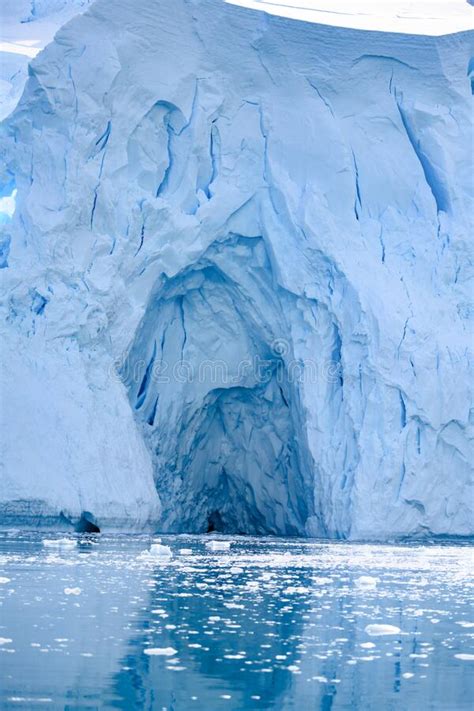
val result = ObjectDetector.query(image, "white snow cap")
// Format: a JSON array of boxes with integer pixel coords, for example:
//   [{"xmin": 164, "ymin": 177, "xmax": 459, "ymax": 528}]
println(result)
[{"xmin": 227, "ymin": 0, "xmax": 473, "ymax": 35}]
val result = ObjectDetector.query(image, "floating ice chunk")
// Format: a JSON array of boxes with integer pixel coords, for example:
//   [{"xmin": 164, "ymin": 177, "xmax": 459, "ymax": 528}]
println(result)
[
  {"xmin": 402, "ymin": 672, "xmax": 415, "ymax": 679},
  {"xmin": 355, "ymin": 576, "xmax": 378, "ymax": 589},
  {"xmin": 150, "ymin": 543, "xmax": 172, "ymax": 557},
  {"xmin": 144, "ymin": 647, "xmax": 177, "ymax": 656},
  {"xmin": 139, "ymin": 543, "xmax": 172, "ymax": 560},
  {"xmin": 64, "ymin": 587, "xmax": 81, "ymax": 595},
  {"xmin": 245, "ymin": 581, "xmax": 259, "ymax": 590},
  {"xmin": 42, "ymin": 538, "xmax": 76, "ymax": 548},
  {"xmin": 0, "ymin": 577, "xmax": 11, "ymax": 584},
  {"xmin": 205, "ymin": 540, "xmax": 231, "ymax": 551},
  {"xmin": 360, "ymin": 642, "xmax": 376, "ymax": 649},
  {"xmin": 230, "ymin": 566, "xmax": 244, "ymax": 574},
  {"xmin": 283, "ymin": 586, "xmax": 310, "ymax": 594},
  {"xmin": 0, "ymin": 638, "xmax": 12, "ymax": 645},
  {"xmin": 454, "ymin": 653, "xmax": 474, "ymax": 661},
  {"xmin": 179, "ymin": 548, "xmax": 193, "ymax": 555},
  {"xmin": 455, "ymin": 621, "xmax": 474, "ymax": 628},
  {"xmin": 365, "ymin": 624, "xmax": 401, "ymax": 636}
]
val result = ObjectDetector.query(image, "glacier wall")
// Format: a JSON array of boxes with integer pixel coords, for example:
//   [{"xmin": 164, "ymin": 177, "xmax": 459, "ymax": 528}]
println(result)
[{"xmin": 0, "ymin": 0, "xmax": 472, "ymax": 537}]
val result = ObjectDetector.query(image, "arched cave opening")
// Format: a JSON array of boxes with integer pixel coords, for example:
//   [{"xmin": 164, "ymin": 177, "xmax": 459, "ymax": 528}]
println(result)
[{"xmin": 123, "ymin": 233, "xmax": 319, "ymax": 536}]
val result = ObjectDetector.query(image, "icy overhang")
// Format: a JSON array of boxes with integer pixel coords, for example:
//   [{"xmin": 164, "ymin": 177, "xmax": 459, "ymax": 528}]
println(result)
[{"xmin": 226, "ymin": 0, "xmax": 473, "ymax": 35}]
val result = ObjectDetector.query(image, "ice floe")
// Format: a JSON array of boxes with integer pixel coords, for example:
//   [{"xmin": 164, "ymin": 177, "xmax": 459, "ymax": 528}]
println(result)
[{"xmin": 365, "ymin": 624, "xmax": 401, "ymax": 636}]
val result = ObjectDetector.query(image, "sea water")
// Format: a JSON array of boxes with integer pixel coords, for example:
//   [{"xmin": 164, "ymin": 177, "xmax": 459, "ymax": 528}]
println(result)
[{"xmin": 0, "ymin": 532, "xmax": 472, "ymax": 710}]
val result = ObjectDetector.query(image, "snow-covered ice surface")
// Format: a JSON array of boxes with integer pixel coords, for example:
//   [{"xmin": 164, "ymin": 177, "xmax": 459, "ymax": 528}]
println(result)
[
  {"xmin": 0, "ymin": 532, "xmax": 473, "ymax": 709},
  {"xmin": 0, "ymin": 0, "xmax": 94, "ymax": 120},
  {"xmin": 228, "ymin": 0, "xmax": 473, "ymax": 35},
  {"xmin": 0, "ymin": 0, "xmax": 473, "ymax": 537}
]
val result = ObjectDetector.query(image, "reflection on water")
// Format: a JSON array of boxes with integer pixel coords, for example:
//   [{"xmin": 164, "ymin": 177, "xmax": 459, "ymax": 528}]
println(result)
[{"xmin": 0, "ymin": 532, "xmax": 473, "ymax": 710}]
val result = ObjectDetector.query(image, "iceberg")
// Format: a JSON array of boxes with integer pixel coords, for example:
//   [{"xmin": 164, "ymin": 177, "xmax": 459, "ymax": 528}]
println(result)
[{"xmin": 0, "ymin": 0, "xmax": 472, "ymax": 539}]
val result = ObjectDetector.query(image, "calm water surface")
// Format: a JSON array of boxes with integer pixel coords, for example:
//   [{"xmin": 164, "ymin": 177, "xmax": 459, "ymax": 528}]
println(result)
[{"xmin": 0, "ymin": 532, "xmax": 473, "ymax": 710}]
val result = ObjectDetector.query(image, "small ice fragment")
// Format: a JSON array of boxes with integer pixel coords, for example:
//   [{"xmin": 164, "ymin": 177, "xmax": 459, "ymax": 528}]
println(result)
[
  {"xmin": 360, "ymin": 642, "xmax": 376, "ymax": 649},
  {"xmin": 454, "ymin": 653, "xmax": 474, "ymax": 661},
  {"xmin": 283, "ymin": 586, "xmax": 309, "ymax": 595},
  {"xmin": 246, "ymin": 580, "xmax": 259, "ymax": 588},
  {"xmin": 144, "ymin": 647, "xmax": 177, "ymax": 656},
  {"xmin": 64, "ymin": 587, "xmax": 81, "ymax": 596},
  {"xmin": 0, "ymin": 638, "xmax": 12, "ymax": 645},
  {"xmin": 179, "ymin": 549, "xmax": 193, "ymax": 555},
  {"xmin": 140, "ymin": 543, "xmax": 172, "ymax": 559},
  {"xmin": 230, "ymin": 566, "xmax": 243, "ymax": 574},
  {"xmin": 150, "ymin": 543, "xmax": 172, "ymax": 557},
  {"xmin": 455, "ymin": 622, "xmax": 474, "ymax": 628},
  {"xmin": 42, "ymin": 538, "xmax": 75, "ymax": 548},
  {"xmin": 355, "ymin": 576, "xmax": 378, "ymax": 589},
  {"xmin": 205, "ymin": 540, "xmax": 231, "ymax": 551},
  {"xmin": 365, "ymin": 624, "xmax": 401, "ymax": 636},
  {"xmin": 0, "ymin": 577, "xmax": 11, "ymax": 584},
  {"xmin": 402, "ymin": 672, "xmax": 414, "ymax": 679}
]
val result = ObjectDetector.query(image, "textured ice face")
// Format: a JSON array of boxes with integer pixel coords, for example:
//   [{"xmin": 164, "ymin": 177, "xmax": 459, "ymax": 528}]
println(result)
[
  {"xmin": 0, "ymin": 0, "xmax": 94, "ymax": 120},
  {"xmin": 0, "ymin": 0, "xmax": 472, "ymax": 537}
]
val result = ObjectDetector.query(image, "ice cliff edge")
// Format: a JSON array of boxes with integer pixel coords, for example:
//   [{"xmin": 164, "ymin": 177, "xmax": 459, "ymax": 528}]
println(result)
[{"xmin": 0, "ymin": 0, "xmax": 472, "ymax": 537}]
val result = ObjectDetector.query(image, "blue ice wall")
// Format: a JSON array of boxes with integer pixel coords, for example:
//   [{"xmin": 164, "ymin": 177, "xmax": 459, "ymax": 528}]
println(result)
[{"xmin": 0, "ymin": 0, "xmax": 472, "ymax": 536}]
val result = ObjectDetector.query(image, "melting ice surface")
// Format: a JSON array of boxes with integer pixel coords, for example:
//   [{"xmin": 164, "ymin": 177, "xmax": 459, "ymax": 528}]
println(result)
[{"xmin": 0, "ymin": 532, "xmax": 473, "ymax": 710}]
